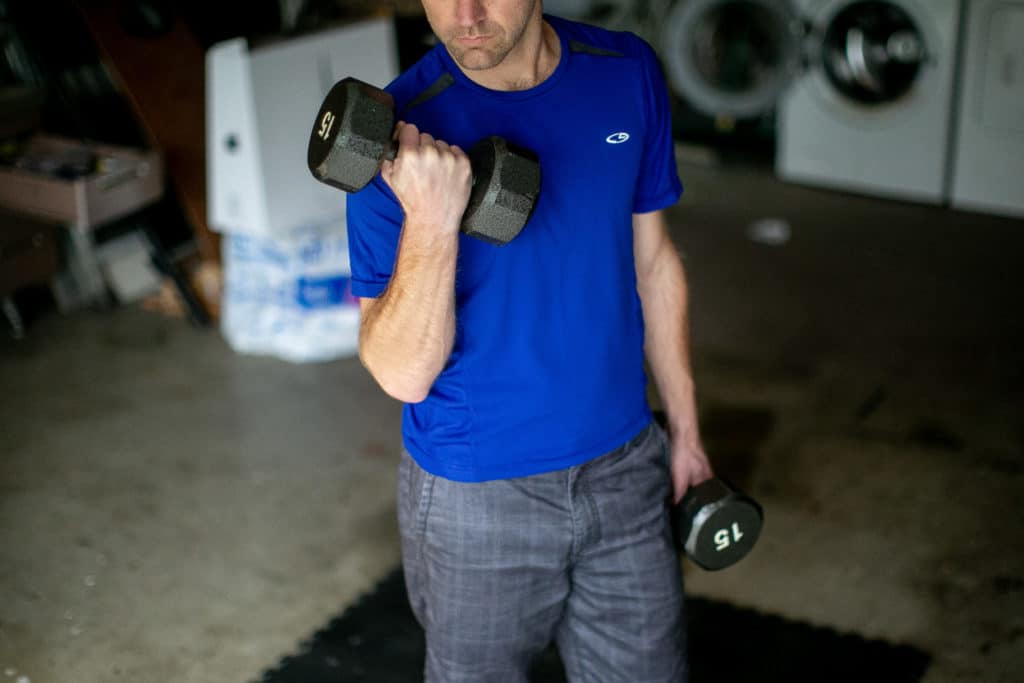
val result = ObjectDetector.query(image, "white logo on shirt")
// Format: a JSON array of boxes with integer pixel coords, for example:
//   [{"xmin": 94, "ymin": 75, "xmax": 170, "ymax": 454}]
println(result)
[{"xmin": 606, "ymin": 132, "xmax": 630, "ymax": 144}]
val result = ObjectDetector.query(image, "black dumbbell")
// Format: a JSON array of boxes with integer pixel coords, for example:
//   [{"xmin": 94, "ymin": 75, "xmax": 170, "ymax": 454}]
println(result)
[
  {"xmin": 673, "ymin": 477, "xmax": 763, "ymax": 571},
  {"xmin": 307, "ymin": 77, "xmax": 541, "ymax": 246}
]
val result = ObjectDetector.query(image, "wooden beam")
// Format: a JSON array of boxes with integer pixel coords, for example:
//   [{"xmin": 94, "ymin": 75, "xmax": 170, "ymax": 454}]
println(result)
[{"xmin": 75, "ymin": 1, "xmax": 220, "ymax": 262}]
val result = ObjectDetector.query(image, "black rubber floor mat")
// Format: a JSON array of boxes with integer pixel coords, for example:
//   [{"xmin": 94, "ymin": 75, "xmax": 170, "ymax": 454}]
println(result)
[{"xmin": 253, "ymin": 568, "xmax": 930, "ymax": 682}]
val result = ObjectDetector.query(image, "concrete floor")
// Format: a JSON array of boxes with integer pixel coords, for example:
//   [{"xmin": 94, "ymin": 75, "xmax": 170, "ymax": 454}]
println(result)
[{"xmin": 1, "ymin": 160, "xmax": 1022, "ymax": 682}]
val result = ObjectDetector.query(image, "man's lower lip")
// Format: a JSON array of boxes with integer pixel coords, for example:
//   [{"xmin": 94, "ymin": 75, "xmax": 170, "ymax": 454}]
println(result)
[{"xmin": 458, "ymin": 36, "xmax": 490, "ymax": 44}]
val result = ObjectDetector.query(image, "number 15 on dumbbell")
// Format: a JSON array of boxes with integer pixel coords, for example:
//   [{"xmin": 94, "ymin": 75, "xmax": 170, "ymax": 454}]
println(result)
[{"xmin": 674, "ymin": 478, "xmax": 764, "ymax": 571}]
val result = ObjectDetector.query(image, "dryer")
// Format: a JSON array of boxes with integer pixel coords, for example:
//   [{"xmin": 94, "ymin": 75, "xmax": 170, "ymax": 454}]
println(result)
[
  {"xmin": 660, "ymin": 0, "xmax": 962, "ymax": 204},
  {"xmin": 949, "ymin": 0, "xmax": 1024, "ymax": 218}
]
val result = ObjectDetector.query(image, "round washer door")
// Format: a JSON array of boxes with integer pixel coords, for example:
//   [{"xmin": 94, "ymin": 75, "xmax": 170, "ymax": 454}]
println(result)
[
  {"xmin": 815, "ymin": 0, "xmax": 929, "ymax": 105},
  {"xmin": 661, "ymin": 0, "xmax": 803, "ymax": 119}
]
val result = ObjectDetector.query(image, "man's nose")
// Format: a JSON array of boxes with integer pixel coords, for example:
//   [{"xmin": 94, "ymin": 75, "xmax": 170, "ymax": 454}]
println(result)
[{"xmin": 454, "ymin": 0, "xmax": 486, "ymax": 27}]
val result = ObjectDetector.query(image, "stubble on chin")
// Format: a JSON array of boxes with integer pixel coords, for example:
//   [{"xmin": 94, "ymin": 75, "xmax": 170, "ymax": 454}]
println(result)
[
  {"xmin": 443, "ymin": 27, "xmax": 511, "ymax": 71},
  {"xmin": 447, "ymin": 46, "xmax": 501, "ymax": 70}
]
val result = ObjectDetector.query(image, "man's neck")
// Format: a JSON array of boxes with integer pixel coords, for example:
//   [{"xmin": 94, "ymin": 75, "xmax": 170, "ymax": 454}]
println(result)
[{"xmin": 457, "ymin": 17, "xmax": 561, "ymax": 92}]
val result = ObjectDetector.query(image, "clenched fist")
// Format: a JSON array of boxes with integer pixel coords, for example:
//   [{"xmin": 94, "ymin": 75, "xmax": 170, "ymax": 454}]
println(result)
[{"xmin": 381, "ymin": 121, "xmax": 473, "ymax": 238}]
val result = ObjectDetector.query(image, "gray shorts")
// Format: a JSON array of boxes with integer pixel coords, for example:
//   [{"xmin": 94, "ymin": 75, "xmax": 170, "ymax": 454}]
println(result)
[{"xmin": 397, "ymin": 422, "xmax": 687, "ymax": 682}]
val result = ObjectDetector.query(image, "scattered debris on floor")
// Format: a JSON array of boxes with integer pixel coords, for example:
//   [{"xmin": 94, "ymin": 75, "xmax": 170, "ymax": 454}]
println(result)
[{"xmin": 747, "ymin": 218, "xmax": 792, "ymax": 245}]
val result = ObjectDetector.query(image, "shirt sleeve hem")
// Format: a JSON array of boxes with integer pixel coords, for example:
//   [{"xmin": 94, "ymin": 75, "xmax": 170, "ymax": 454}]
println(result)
[
  {"xmin": 350, "ymin": 278, "xmax": 388, "ymax": 298},
  {"xmin": 632, "ymin": 180, "xmax": 684, "ymax": 215}
]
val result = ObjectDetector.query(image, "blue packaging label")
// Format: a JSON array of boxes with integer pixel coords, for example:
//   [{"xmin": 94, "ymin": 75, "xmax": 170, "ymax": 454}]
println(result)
[{"xmin": 295, "ymin": 276, "xmax": 358, "ymax": 309}]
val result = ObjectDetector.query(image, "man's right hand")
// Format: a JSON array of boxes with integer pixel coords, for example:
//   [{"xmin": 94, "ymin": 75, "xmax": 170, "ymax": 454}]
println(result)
[{"xmin": 380, "ymin": 121, "xmax": 473, "ymax": 238}]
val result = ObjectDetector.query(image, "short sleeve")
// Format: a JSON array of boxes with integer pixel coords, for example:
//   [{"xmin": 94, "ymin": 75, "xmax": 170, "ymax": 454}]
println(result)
[
  {"xmin": 346, "ymin": 175, "xmax": 403, "ymax": 298},
  {"xmin": 632, "ymin": 40, "xmax": 683, "ymax": 214}
]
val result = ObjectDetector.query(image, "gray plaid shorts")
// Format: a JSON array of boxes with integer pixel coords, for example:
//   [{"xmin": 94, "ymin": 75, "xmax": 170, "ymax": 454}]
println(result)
[{"xmin": 398, "ymin": 422, "xmax": 687, "ymax": 682}]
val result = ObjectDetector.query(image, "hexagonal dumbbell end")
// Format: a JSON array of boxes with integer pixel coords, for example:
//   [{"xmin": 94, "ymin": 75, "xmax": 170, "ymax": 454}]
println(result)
[
  {"xmin": 463, "ymin": 136, "xmax": 541, "ymax": 246},
  {"xmin": 308, "ymin": 77, "xmax": 396, "ymax": 193},
  {"xmin": 674, "ymin": 477, "xmax": 763, "ymax": 571}
]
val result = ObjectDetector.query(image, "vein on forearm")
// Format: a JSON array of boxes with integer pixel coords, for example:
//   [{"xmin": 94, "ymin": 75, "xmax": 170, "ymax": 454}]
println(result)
[
  {"xmin": 359, "ymin": 221, "xmax": 458, "ymax": 400},
  {"xmin": 636, "ymin": 227, "xmax": 698, "ymax": 436}
]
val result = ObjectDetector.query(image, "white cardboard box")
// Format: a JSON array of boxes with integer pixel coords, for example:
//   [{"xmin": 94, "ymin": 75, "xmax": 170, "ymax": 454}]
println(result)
[{"xmin": 205, "ymin": 18, "xmax": 399, "ymax": 238}]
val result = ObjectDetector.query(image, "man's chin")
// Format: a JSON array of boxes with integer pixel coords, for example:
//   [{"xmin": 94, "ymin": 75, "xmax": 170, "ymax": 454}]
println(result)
[{"xmin": 447, "ymin": 44, "xmax": 506, "ymax": 71}]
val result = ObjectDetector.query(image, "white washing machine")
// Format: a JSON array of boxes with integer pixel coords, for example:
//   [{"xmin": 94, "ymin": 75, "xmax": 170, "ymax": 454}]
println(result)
[
  {"xmin": 949, "ymin": 0, "xmax": 1024, "ymax": 218},
  {"xmin": 544, "ymin": 0, "xmax": 655, "ymax": 34},
  {"xmin": 660, "ymin": 0, "xmax": 962, "ymax": 204}
]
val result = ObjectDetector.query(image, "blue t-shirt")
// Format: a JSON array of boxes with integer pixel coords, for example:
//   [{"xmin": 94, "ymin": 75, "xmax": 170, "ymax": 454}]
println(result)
[{"xmin": 346, "ymin": 15, "xmax": 682, "ymax": 482}]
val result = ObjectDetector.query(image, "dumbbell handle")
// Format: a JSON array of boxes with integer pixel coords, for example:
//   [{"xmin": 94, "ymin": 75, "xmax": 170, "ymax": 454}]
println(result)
[
  {"xmin": 310, "ymin": 77, "xmax": 541, "ymax": 245},
  {"xmin": 379, "ymin": 137, "xmax": 467, "ymax": 178},
  {"xmin": 313, "ymin": 104, "xmax": 466, "ymax": 181}
]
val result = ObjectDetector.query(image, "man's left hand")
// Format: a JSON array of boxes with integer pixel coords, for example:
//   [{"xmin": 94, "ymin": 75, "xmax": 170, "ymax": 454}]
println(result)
[{"xmin": 669, "ymin": 434, "xmax": 713, "ymax": 504}]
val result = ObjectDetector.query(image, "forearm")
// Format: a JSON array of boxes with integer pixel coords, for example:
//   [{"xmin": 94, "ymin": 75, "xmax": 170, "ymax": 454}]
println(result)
[
  {"xmin": 359, "ymin": 121, "xmax": 471, "ymax": 403},
  {"xmin": 634, "ymin": 211, "xmax": 713, "ymax": 498},
  {"xmin": 636, "ymin": 233, "xmax": 702, "ymax": 445},
  {"xmin": 359, "ymin": 220, "xmax": 458, "ymax": 403}
]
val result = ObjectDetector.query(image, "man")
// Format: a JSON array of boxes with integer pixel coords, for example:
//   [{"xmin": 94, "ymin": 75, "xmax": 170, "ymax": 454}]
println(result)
[{"xmin": 346, "ymin": 1, "xmax": 712, "ymax": 680}]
